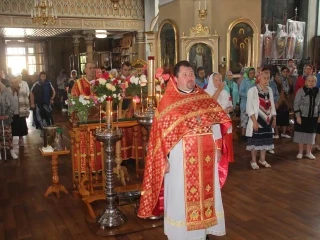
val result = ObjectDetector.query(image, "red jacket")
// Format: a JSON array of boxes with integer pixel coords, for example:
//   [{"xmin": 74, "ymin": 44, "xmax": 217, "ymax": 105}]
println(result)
[{"xmin": 294, "ymin": 75, "xmax": 305, "ymax": 95}]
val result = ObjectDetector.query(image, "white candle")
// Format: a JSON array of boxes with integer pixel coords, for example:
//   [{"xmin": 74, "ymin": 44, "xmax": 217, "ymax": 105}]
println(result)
[
  {"xmin": 117, "ymin": 105, "xmax": 119, "ymax": 124},
  {"xmin": 199, "ymin": 1, "xmax": 200, "ymax": 10},
  {"xmin": 205, "ymin": 0, "xmax": 207, "ymax": 10}
]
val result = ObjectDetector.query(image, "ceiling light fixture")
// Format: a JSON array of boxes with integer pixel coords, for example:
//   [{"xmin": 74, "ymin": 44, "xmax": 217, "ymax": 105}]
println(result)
[
  {"xmin": 95, "ymin": 30, "xmax": 108, "ymax": 39},
  {"xmin": 31, "ymin": 0, "xmax": 57, "ymax": 26}
]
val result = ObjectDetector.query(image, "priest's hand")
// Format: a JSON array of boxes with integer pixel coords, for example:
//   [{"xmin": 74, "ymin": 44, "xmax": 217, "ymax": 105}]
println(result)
[
  {"xmin": 165, "ymin": 159, "xmax": 170, "ymax": 173},
  {"xmin": 216, "ymin": 149, "xmax": 221, "ymax": 162}
]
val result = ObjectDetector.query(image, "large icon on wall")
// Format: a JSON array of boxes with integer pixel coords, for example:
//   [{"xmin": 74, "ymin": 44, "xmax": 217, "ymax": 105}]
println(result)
[
  {"xmin": 227, "ymin": 18, "xmax": 259, "ymax": 75},
  {"xmin": 188, "ymin": 43, "xmax": 213, "ymax": 76},
  {"xmin": 230, "ymin": 24, "xmax": 253, "ymax": 74},
  {"xmin": 158, "ymin": 20, "xmax": 178, "ymax": 75}
]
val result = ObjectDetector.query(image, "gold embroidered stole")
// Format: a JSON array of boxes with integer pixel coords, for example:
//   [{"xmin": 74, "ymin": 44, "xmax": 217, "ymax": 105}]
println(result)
[{"xmin": 183, "ymin": 126, "xmax": 216, "ymax": 231}]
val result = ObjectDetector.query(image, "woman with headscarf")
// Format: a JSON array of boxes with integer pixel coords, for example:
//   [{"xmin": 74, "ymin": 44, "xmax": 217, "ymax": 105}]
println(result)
[
  {"xmin": 206, "ymin": 73, "xmax": 234, "ymax": 163},
  {"xmin": 239, "ymin": 67, "xmax": 256, "ymax": 139},
  {"xmin": 9, "ymin": 77, "xmax": 29, "ymax": 147},
  {"xmin": 223, "ymin": 71, "xmax": 239, "ymax": 113},
  {"xmin": 246, "ymin": 72, "xmax": 276, "ymax": 169},
  {"xmin": 109, "ymin": 69, "xmax": 118, "ymax": 79},
  {"xmin": 0, "ymin": 81, "xmax": 17, "ymax": 159},
  {"xmin": 30, "ymin": 71, "xmax": 55, "ymax": 136},
  {"xmin": 294, "ymin": 64, "xmax": 314, "ymax": 95},
  {"xmin": 293, "ymin": 75, "xmax": 320, "ymax": 159}
]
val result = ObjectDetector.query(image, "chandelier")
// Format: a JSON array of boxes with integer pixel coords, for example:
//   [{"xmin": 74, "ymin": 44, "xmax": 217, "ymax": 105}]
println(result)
[{"xmin": 31, "ymin": 0, "xmax": 57, "ymax": 26}]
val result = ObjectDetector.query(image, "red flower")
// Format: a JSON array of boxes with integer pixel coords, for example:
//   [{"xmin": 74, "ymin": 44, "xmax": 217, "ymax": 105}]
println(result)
[
  {"xmin": 155, "ymin": 68, "xmax": 164, "ymax": 78},
  {"xmin": 94, "ymin": 80, "xmax": 99, "ymax": 86},
  {"xmin": 162, "ymin": 74, "xmax": 170, "ymax": 81},
  {"xmin": 113, "ymin": 79, "xmax": 118, "ymax": 85}
]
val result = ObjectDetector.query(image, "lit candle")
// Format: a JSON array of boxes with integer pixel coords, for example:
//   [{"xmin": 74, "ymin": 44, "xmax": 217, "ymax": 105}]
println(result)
[
  {"xmin": 133, "ymin": 98, "xmax": 136, "ymax": 113},
  {"xmin": 140, "ymin": 87, "xmax": 143, "ymax": 113},
  {"xmin": 99, "ymin": 105, "xmax": 101, "ymax": 130},
  {"xmin": 147, "ymin": 56, "xmax": 155, "ymax": 98},
  {"xmin": 117, "ymin": 105, "xmax": 119, "ymax": 127},
  {"xmin": 111, "ymin": 111, "xmax": 113, "ymax": 129},
  {"xmin": 156, "ymin": 94, "xmax": 160, "ymax": 107},
  {"xmin": 199, "ymin": 1, "xmax": 200, "ymax": 10}
]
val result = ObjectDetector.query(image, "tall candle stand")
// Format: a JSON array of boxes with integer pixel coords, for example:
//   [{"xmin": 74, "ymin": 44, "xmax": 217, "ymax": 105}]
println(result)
[
  {"xmin": 134, "ymin": 56, "xmax": 156, "ymax": 137},
  {"xmin": 95, "ymin": 97, "xmax": 125, "ymax": 229},
  {"xmin": 134, "ymin": 56, "xmax": 162, "ymax": 220}
]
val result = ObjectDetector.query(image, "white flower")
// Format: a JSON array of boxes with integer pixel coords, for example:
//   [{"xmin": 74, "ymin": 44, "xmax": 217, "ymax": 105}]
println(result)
[
  {"xmin": 111, "ymin": 86, "xmax": 116, "ymax": 92},
  {"xmin": 113, "ymin": 94, "xmax": 117, "ymax": 98},
  {"xmin": 106, "ymin": 83, "xmax": 112, "ymax": 90},
  {"xmin": 140, "ymin": 75, "xmax": 147, "ymax": 82},
  {"xmin": 140, "ymin": 78, "xmax": 147, "ymax": 87},
  {"xmin": 130, "ymin": 76, "xmax": 136, "ymax": 84},
  {"xmin": 156, "ymin": 85, "xmax": 161, "ymax": 92},
  {"xmin": 71, "ymin": 101, "xmax": 75, "ymax": 105},
  {"xmin": 117, "ymin": 80, "xmax": 122, "ymax": 84},
  {"xmin": 118, "ymin": 95, "xmax": 122, "ymax": 100},
  {"xmin": 98, "ymin": 78, "xmax": 106, "ymax": 85}
]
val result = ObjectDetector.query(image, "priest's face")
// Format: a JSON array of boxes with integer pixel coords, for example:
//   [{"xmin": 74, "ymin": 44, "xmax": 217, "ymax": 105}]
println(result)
[{"xmin": 175, "ymin": 66, "xmax": 195, "ymax": 91}]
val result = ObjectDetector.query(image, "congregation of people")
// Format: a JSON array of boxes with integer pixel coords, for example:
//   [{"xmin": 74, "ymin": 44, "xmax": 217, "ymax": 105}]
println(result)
[{"xmin": 195, "ymin": 59, "xmax": 320, "ymax": 169}]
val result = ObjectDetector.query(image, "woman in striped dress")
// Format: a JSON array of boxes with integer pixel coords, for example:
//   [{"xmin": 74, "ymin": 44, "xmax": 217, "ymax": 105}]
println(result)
[{"xmin": 246, "ymin": 73, "xmax": 277, "ymax": 169}]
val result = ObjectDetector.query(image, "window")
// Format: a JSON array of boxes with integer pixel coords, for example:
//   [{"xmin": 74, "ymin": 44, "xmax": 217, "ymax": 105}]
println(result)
[{"xmin": 5, "ymin": 42, "xmax": 45, "ymax": 76}]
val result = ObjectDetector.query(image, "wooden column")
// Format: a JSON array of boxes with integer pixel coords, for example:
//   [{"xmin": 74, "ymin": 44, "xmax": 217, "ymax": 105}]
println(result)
[{"xmin": 83, "ymin": 31, "xmax": 95, "ymax": 63}]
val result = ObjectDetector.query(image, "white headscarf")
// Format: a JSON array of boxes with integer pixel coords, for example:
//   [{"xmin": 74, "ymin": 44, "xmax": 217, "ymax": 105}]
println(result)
[
  {"xmin": 205, "ymin": 73, "xmax": 232, "ymax": 110},
  {"xmin": 205, "ymin": 73, "xmax": 219, "ymax": 97}
]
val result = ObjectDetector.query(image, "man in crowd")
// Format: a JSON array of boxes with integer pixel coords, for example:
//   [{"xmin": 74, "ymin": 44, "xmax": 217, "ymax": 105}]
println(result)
[
  {"xmin": 195, "ymin": 66, "xmax": 208, "ymax": 89},
  {"xmin": 30, "ymin": 71, "xmax": 55, "ymax": 136},
  {"xmin": 120, "ymin": 61, "xmax": 131, "ymax": 80},
  {"xmin": 138, "ymin": 61, "xmax": 231, "ymax": 240},
  {"xmin": 70, "ymin": 62, "xmax": 102, "ymax": 174}
]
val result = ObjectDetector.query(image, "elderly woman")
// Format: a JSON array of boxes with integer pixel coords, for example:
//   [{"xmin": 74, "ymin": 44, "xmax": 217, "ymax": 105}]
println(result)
[
  {"xmin": 239, "ymin": 67, "xmax": 256, "ymax": 139},
  {"xmin": 246, "ymin": 73, "xmax": 276, "ymax": 169},
  {"xmin": 109, "ymin": 69, "xmax": 118, "ymax": 78},
  {"xmin": 223, "ymin": 71, "xmax": 239, "ymax": 113},
  {"xmin": 293, "ymin": 75, "xmax": 320, "ymax": 159},
  {"xmin": 0, "ymin": 82, "xmax": 17, "ymax": 159},
  {"xmin": 206, "ymin": 73, "xmax": 234, "ymax": 162},
  {"xmin": 9, "ymin": 77, "xmax": 30, "ymax": 147}
]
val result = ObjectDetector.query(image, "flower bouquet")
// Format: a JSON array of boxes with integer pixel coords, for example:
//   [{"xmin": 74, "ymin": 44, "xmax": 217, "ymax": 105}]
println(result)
[
  {"xmin": 67, "ymin": 95, "xmax": 96, "ymax": 123},
  {"xmin": 125, "ymin": 74, "xmax": 148, "ymax": 97},
  {"xmin": 91, "ymin": 78, "xmax": 123, "ymax": 104}
]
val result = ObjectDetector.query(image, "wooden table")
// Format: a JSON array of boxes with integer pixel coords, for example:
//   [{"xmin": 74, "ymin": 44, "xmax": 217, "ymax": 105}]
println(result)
[{"xmin": 39, "ymin": 148, "xmax": 70, "ymax": 198}]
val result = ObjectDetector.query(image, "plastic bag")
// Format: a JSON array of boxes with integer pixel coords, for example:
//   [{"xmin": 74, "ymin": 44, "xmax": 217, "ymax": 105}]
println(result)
[
  {"xmin": 274, "ymin": 24, "xmax": 287, "ymax": 59},
  {"xmin": 286, "ymin": 20, "xmax": 297, "ymax": 59},
  {"xmin": 294, "ymin": 21, "xmax": 305, "ymax": 60},
  {"xmin": 263, "ymin": 24, "xmax": 273, "ymax": 58}
]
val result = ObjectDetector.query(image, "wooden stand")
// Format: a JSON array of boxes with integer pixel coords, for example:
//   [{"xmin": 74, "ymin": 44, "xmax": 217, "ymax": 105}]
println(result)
[{"xmin": 39, "ymin": 148, "xmax": 70, "ymax": 198}]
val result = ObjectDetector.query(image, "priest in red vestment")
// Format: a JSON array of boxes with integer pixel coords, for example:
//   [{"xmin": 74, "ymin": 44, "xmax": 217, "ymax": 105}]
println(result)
[
  {"xmin": 138, "ymin": 61, "xmax": 231, "ymax": 240},
  {"xmin": 71, "ymin": 62, "xmax": 102, "ymax": 172}
]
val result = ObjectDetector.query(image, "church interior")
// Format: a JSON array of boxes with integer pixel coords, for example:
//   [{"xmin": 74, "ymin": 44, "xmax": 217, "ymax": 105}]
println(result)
[{"xmin": 1, "ymin": 0, "xmax": 320, "ymax": 239}]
